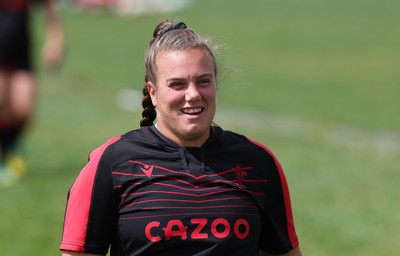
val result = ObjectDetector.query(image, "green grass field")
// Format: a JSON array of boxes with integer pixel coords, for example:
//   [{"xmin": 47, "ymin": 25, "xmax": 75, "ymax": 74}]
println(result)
[{"xmin": 1, "ymin": 0, "xmax": 399, "ymax": 255}]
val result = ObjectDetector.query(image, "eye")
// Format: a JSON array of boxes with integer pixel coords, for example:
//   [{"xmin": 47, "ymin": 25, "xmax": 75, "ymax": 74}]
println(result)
[
  {"xmin": 169, "ymin": 81, "xmax": 186, "ymax": 89},
  {"xmin": 197, "ymin": 78, "xmax": 211, "ymax": 87}
]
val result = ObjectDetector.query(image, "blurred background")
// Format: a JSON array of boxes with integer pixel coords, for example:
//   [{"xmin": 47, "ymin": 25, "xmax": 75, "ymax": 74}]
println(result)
[{"xmin": 0, "ymin": 0, "xmax": 399, "ymax": 255}]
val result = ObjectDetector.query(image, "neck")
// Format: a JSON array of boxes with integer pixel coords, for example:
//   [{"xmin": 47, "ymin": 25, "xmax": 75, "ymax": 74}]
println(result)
[{"xmin": 155, "ymin": 124, "xmax": 210, "ymax": 147}]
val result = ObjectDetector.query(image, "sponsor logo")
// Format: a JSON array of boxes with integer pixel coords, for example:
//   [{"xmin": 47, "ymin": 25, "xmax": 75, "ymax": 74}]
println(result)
[{"xmin": 145, "ymin": 218, "xmax": 250, "ymax": 242}]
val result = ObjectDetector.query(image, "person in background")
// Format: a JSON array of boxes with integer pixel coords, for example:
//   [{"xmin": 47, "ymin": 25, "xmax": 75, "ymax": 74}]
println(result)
[
  {"xmin": 0, "ymin": 0, "xmax": 64, "ymax": 186},
  {"xmin": 59, "ymin": 20, "xmax": 302, "ymax": 256}
]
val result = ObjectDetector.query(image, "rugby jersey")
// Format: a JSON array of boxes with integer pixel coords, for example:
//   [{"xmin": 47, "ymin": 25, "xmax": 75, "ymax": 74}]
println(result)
[{"xmin": 60, "ymin": 125, "xmax": 299, "ymax": 255}]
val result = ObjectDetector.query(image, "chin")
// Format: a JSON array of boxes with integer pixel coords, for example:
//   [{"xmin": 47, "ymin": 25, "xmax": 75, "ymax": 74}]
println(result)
[{"xmin": 184, "ymin": 128, "xmax": 203, "ymax": 137}]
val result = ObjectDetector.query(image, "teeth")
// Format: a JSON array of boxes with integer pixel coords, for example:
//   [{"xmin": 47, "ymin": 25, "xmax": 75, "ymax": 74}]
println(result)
[{"xmin": 183, "ymin": 108, "xmax": 202, "ymax": 114}]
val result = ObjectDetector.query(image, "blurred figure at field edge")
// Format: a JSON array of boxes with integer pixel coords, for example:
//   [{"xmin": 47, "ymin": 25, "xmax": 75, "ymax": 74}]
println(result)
[
  {"xmin": 0, "ymin": 0, "xmax": 65, "ymax": 186},
  {"xmin": 59, "ymin": 20, "xmax": 301, "ymax": 256}
]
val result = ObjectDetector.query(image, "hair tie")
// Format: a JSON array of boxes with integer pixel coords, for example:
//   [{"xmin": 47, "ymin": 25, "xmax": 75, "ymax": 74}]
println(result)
[{"xmin": 157, "ymin": 22, "xmax": 187, "ymax": 37}]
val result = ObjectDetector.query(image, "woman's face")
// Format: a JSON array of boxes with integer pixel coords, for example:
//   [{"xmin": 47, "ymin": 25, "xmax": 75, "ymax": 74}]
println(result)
[{"xmin": 147, "ymin": 48, "xmax": 217, "ymax": 147}]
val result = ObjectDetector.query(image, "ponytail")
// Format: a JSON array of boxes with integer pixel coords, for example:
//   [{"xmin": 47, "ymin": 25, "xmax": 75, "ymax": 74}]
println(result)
[{"xmin": 140, "ymin": 85, "xmax": 156, "ymax": 127}]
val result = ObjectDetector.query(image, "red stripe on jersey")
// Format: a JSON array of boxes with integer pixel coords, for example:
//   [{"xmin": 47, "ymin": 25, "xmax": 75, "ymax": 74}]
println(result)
[
  {"xmin": 245, "ymin": 137, "xmax": 299, "ymax": 248},
  {"xmin": 60, "ymin": 136, "xmax": 121, "ymax": 252}
]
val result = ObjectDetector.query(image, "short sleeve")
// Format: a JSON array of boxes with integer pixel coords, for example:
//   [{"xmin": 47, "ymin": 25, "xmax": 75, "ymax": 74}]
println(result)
[
  {"xmin": 246, "ymin": 137, "xmax": 299, "ymax": 254},
  {"xmin": 60, "ymin": 137, "xmax": 121, "ymax": 254}
]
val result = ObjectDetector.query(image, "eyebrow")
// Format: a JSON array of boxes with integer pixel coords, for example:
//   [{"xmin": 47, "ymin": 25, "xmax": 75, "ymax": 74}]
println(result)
[{"xmin": 166, "ymin": 73, "xmax": 213, "ymax": 82}]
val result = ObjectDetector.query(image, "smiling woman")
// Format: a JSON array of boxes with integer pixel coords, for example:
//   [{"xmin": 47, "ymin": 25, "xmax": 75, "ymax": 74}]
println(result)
[
  {"xmin": 147, "ymin": 49, "xmax": 217, "ymax": 147},
  {"xmin": 59, "ymin": 19, "xmax": 302, "ymax": 256}
]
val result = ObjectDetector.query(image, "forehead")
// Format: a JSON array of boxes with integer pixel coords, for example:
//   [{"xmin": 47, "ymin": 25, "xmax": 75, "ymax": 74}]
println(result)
[{"xmin": 155, "ymin": 49, "xmax": 215, "ymax": 77}]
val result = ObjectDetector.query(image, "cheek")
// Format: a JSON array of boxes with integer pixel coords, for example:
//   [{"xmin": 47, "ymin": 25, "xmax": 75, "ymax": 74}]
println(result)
[
  {"xmin": 203, "ymin": 87, "xmax": 217, "ymax": 102},
  {"xmin": 157, "ymin": 91, "xmax": 182, "ymax": 111}
]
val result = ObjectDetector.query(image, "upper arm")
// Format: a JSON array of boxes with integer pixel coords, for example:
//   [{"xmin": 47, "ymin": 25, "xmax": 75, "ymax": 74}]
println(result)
[
  {"xmin": 245, "ymin": 137, "xmax": 300, "ymax": 253},
  {"xmin": 60, "ymin": 138, "xmax": 120, "ymax": 254}
]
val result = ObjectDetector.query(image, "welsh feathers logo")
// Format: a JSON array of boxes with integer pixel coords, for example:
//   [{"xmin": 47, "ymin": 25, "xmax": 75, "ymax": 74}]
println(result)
[{"xmin": 231, "ymin": 166, "xmax": 249, "ymax": 188}]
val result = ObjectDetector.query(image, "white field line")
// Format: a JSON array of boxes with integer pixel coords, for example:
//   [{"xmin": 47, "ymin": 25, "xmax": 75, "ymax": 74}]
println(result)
[{"xmin": 215, "ymin": 107, "xmax": 400, "ymax": 159}]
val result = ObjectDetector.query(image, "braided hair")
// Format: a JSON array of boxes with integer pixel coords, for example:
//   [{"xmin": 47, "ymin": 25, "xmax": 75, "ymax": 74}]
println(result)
[{"xmin": 140, "ymin": 20, "xmax": 217, "ymax": 127}]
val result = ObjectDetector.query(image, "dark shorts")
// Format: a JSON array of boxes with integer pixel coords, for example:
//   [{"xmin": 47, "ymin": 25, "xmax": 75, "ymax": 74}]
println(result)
[{"xmin": 0, "ymin": 10, "xmax": 32, "ymax": 71}]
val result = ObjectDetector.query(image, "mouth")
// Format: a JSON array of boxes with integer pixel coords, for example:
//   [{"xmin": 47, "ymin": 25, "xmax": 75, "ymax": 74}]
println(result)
[{"xmin": 181, "ymin": 107, "xmax": 203, "ymax": 115}]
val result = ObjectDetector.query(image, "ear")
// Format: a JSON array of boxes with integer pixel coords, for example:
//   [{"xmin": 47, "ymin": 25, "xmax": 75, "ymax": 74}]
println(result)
[{"xmin": 147, "ymin": 81, "xmax": 157, "ymax": 107}]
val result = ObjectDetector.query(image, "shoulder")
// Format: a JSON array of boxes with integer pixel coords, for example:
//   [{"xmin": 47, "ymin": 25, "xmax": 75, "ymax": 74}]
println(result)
[
  {"xmin": 88, "ymin": 128, "xmax": 152, "ymax": 163},
  {"xmin": 217, "ymin": 127, "xmax": 275, "ymax": 154},
  {"xmin": 213, "ymin": 126, "xmax": 248, "ymax": 144},
  {"xmin": 214, "ymin": 126, "xmax": 281, "ymax": 164}
]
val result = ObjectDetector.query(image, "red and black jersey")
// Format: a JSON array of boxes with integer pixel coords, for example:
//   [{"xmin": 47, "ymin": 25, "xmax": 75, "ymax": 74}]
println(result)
[{"xmin": 60, "ymin": 125, "xmax": 299, "ymax": 255}]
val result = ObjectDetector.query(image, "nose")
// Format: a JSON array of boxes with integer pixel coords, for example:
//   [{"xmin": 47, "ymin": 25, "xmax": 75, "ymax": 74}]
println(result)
[{"xmin": 185, "ymin": 83, "xmax": 201, "ymax": 102}]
